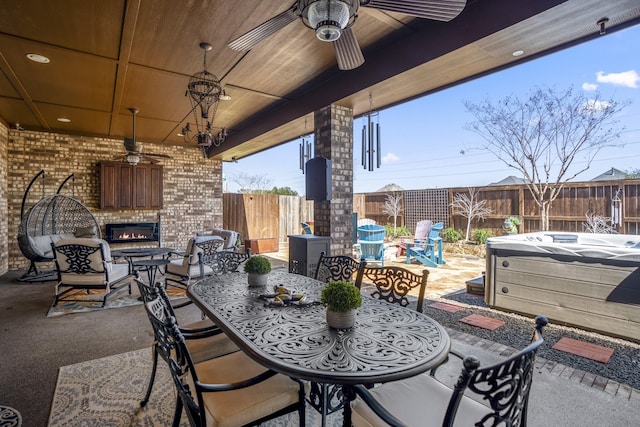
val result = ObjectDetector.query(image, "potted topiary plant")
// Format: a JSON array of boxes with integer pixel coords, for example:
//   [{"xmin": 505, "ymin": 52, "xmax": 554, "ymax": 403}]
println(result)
[
  {"xmin": 321, "ymin": 280, "xmax": 362, "ymax": 329},
  {"xmin": 243, "ymin": 255, "xmax": 272, "ymax": 287}
]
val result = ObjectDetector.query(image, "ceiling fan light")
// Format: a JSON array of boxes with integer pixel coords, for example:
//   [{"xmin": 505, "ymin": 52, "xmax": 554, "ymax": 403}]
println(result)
[
  {"xmin": 126, "ymin": 154, "xmax": 140, "ymax": 165},
  {"xmin": 308, "ymin": 0, "xmax": 350, "ymax": 42}
]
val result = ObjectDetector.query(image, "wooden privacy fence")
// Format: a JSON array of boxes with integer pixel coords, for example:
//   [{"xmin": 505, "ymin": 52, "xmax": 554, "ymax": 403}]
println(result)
[
  {"xmin": 223, "ymin": 193, "xmax": 313, "ymax": 246},
  {"xmin": 223, "ymin": 179, "xmax": 640, "ymax": 248},
  {"xmin": 355, "ymin": 179, "xmax": 640, "ymax": 236}
]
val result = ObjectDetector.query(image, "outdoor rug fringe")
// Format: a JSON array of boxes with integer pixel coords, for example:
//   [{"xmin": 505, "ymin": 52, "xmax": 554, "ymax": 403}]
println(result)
[{"xmin": 46, "ymin": 286, "xmax": 187, "ymax": 317}]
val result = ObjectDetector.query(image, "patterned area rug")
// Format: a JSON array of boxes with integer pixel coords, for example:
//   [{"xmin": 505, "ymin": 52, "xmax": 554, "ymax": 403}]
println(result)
[
  {"xmin": 0, "ymin": 405, "xmax": 22, "ymax": 426},
  {"xmin": 46, "ymin": 285, "xmax": 187, "ymax": 317},
  {"xmin": 49, "ymin": 348, "xmax": 341, "ymax": 426}
]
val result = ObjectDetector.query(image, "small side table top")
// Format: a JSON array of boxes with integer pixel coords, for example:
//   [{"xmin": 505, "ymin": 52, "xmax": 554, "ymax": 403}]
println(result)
[{"xmin": 133, "ymin": 258, "xmax": 171, "ymax": 285}]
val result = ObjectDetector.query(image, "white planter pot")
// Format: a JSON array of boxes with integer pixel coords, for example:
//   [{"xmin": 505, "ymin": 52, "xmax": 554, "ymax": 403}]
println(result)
[
  {"xmin": 326, "ymin": 308, "xmax": 356, "ymax": 329},
  {"xmin": 247, "ymin": 273, "xmax": 269, "ymax": 287}
]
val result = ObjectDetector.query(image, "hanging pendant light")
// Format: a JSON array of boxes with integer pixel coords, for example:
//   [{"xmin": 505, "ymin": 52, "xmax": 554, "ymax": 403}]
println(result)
[{"xmin": 182, "ymin": 42, "xmax": 227, "ymax": 157}]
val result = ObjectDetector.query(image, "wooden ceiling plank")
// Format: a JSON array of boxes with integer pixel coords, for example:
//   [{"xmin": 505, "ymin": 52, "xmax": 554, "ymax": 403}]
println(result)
[
  {"xmin": 109, "ymin": 0, "xmax": 142, "ymax": 137},
  {"xmin": 0, "ymin": 51, "xmax": 48, "ymax": 129},
  {"xmin": 208, "ymin": 0, "xmax": 568, "ymax": 157}
]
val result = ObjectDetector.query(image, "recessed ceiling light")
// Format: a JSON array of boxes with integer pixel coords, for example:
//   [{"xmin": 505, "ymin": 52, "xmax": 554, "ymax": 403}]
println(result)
[
  {"xmin": 57, "ymin": 117, "xmax": 71, "ymax": 123},
  {"xmin": 512, "ymin": 50, "xmax": 524, "ymax": 57},
  {"xmin": 26, "ymin": 53, "xmax": 50, "ymax": 63}
]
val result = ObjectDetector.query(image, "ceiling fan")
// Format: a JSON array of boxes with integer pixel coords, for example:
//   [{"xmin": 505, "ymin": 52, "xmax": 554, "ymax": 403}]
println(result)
[
  {"xmin": 228, "ymin": 0, "xmax": 467, "ymax": 70},
  {"xmin": 113, "ymin": 108, "xmax": 171, "ymax": 165}
]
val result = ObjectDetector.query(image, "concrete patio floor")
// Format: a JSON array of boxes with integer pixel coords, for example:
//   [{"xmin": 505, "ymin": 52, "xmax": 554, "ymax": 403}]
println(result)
[{"xmin": 1, "ymin": 246, "xmax": 638, "ymax": 426}]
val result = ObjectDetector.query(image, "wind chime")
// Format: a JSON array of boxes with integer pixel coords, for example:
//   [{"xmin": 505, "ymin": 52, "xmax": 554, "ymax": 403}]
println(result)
[
  {"xmin": 611, "ymin": 188, "xmax": 623, "ymax": 228},
  {"xmin": 362, "ymin": 93, "xmax": 381, "ymax": 171},
  {"xmin": 299, "ymin": 119, "xmax": 313, "ymax": 174}
]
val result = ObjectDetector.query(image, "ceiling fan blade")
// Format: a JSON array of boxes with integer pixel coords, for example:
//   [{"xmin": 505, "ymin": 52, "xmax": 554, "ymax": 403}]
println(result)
[
  {"xmin": 141, "ymin": 155, "xmax": 159, "ymax": 164},
  {"xmin": 144, "ymin": 153, "xmax": 171, "ymax": 158},
  {"xmin": 364, "ymin": 0, "xmax": 466, "ymax": 21},
  {"xmin": 228, "ymin": 6, "xmax": 298, "ymax": 51},
  {"xmin": 334, "ymin": 27, "xmax": 365, "ymax": 71}
]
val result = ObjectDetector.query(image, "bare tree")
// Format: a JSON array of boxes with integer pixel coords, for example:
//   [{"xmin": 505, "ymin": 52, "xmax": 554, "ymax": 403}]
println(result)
[
  {"xmin": 381, "ymin": 193, "xmax": 403, "ymax": 237},
  {"xmin": 230, "ymin": 172, "xmax": 272, "ymax": 193},
  {"xmin": 465, "ymin": 86, "xmax": 627, "ymax": 231},
  {"xmin": 450, "ymin": 188, "xmax": 491, "ymax": 241},
  {"xmin": 583, "ymin": 211, "xmax": 614, "ymax": 234}
]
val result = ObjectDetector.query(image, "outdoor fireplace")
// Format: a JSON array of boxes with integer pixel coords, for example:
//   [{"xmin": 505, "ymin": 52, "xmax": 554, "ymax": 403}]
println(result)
[{"xmin": 105, "ymin": 222, "xmax": 160, "ymax": 244}]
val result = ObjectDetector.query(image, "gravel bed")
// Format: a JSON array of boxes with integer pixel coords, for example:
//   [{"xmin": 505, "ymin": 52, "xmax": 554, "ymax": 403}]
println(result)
[{"xmin": 425, "ymin": 290, "xmax": 640, "ymax": 390}]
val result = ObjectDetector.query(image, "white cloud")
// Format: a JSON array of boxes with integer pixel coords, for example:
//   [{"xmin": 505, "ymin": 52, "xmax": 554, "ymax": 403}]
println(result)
[
  {"xmin": 382, "ymin": 152, "xmax": 399, "ymax": 164},
  {"xmin": 582, "ymin": 82, "xmax": 598, "ymax": 91},
  {"xmin": 596, "ymin": 70, "xmax": 639, "ymax": 88},
  {"xmin": 583, "ymin": 99, "xmax": 612, "ymax": 112}
]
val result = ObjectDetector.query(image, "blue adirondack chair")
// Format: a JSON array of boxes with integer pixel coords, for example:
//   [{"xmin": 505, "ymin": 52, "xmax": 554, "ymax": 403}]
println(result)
[
  {"xmin": 357, "ymin": 224, "xmax": 386, "ymax": 266},
  {"xmin": 301, "ymin": 222, "xmax": 313, "ymax": 234},
  {"xmin": 406, "ymin": 222, "xmax": 446, "ymax": 267}
]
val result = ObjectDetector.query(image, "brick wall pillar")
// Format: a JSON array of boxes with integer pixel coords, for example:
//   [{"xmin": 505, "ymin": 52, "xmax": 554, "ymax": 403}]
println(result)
[{"xmin": 313, "ymin": 104, "xmax": 353, "ymax": 256}]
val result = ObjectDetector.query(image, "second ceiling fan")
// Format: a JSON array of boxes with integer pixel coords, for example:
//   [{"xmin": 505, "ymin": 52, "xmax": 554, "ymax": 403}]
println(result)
[{"xmin": 228, "ymin": 0, "xmax": 467, "ymax": 70}]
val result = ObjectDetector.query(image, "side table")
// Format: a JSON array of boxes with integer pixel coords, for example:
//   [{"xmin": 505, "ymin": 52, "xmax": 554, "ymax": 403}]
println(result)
[{"xmin": 133, "ymin": 258, "xmax": 170, "ymax": 285}]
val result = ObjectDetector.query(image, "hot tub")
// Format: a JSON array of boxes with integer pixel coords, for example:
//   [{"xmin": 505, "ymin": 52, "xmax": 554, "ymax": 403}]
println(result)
[{"xmin": 485, "ymin": 232, "xmax": 640, "ymax": 342}]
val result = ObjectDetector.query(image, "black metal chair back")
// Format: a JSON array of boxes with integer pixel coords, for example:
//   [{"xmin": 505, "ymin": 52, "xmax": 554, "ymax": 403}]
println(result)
[
  {"xmin": 199, "ymin": 248, "xmax": 251, "ymax": 276},
  {"xmin": 314, "ymin": 251, "xmax": 365, "ymax": 283},
  {"xmin": 351, "ymin": 316, "xmax": 548, "ymax": 427},
  {"xmin": 443, "ymin": 315, "xmax": 548, "ymax": 426},
  {"xmin": 358, "ymin": 264, "xmax": 429, "ymax": 312},
  {"xmin": 143, "ymin": 298, "xmax": 306, "ymax": 427},
  {"xmin": 143, "ymin": 302, "xmax": 203, "ymax": 426}
]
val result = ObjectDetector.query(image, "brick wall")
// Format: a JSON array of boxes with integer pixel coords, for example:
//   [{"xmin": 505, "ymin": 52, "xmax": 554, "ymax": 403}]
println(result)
[
  {"xmin": 5, "ymin": 129, "xmax": 223, "ymax": 271},
  {"xmin": 0, "ymin": 122, "xmax": 8, "ymax": 274},
  {"xmin": 314, "ymin": 104, "xmax": 354, "ymax": 256}
]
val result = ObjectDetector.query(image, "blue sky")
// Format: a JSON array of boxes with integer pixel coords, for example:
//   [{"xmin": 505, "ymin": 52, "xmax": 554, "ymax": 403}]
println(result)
[{"xmin": 223, "ymin": 24, "xmax": 640, "ymax": 194}]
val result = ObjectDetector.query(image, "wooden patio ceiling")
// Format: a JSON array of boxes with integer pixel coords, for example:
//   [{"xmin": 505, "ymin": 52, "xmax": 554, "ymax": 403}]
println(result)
[{"xmin": 0, "ymin": 0, "xmax": 638, "ymax": 162}]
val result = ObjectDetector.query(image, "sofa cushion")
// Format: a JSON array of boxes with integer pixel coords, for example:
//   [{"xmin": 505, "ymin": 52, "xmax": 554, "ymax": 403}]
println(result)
[{"xmin": 30, "ymin": 235, "xmax": 54, "ymax": 258}]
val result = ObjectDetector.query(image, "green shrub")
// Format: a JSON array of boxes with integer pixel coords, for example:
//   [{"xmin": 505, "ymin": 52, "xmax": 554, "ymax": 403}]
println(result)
[
  {"xmin": 384, "ymin": 225, "xmax": 410, "ymax": 238},
  {"xmin": 472, "ymin": 228, "xmax": 495, "ymax": 244},
  {"xmin": 243, "ymin": 255, "xmax": 272, "ymax": 274},
  {"xmin": 321, "ymin": 281, "xmax": 362, "ymax": 313},
  {"xmin": 442, "ymin": 227, "xmax": 462, "ymax": 243}
]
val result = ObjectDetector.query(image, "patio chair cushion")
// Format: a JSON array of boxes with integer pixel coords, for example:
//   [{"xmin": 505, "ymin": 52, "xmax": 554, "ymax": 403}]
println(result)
[
  {"xmin": 212, "ymin": 228, "xmax": 240, "ymax": 250},
  {"xmin": 166, "ymin": 259, "xmax": 213, "ymax": 278},
  {"xmin": 30, "ymin": 233, "xmax": 75, "ymax": 258},
  {"xmin": 351, "ymin": 372, "xmax": 488, "ymax": 427},
  {"xmin": 165, "ymin": 235, "xmax": 223, "ymax": 278},
  {"xmin": 188, "ymin": 351, "xmax": 303, "ymax": 427},
  {"xmin": 53, "ymin": 238, "xmax": 125, "ymax": 285}
]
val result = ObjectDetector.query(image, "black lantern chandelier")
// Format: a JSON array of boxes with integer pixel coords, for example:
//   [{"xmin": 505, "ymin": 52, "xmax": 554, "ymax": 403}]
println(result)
[
  {"xmin": 181, "ymin": 42, "xmax": 228, "ymax": 157},
  {"xmin": 361, "ymin": 93, "xmax": 381, "ymax": 171}
]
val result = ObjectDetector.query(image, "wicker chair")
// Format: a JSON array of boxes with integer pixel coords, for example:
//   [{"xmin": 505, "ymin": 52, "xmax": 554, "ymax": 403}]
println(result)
[{"xmin": 18, "ymin": 194, "xmax": 100, "ymax": 281}]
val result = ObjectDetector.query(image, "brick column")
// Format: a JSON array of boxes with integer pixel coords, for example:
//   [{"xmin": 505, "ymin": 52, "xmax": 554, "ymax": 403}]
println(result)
[{"xmin": 313, "ymin": 104, "xmax": 353, "ymax": 256}]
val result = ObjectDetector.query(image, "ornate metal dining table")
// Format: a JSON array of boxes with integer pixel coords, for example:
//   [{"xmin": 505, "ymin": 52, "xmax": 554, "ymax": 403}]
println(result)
[{"xmin": 187, "ymin": 269, "xmax": 451, "ymax": 426}]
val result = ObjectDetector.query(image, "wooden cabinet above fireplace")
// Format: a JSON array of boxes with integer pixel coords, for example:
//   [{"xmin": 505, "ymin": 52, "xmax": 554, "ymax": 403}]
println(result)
[{"xmin": 100, "ymin": 162, "xmax": 163, "ymax": 210}]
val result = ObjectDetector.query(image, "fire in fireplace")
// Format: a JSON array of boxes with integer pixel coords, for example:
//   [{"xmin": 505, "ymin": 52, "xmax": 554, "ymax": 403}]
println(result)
[{"xmin": 105, "ymin": 222, "xmax": 160, "ymax": 244}]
